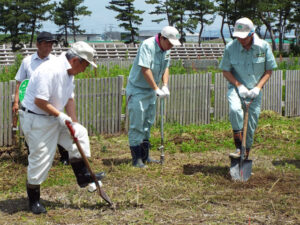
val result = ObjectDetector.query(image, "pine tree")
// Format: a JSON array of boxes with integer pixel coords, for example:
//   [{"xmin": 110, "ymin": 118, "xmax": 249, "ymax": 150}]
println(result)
[
  {"xmin": 145, "ymin": 0, "xmax": 177, "ymax": 25},
  {"xmin": 106, "ymin": 0, "xmax": 144, "ymax": 45},
  {"xmin": 26, "ymin": 0, "xmax": 55, "ymax": 47},
  {"xmin": 54, "ymin": 0, "xmax": 91, "ymax": 46},
  {"xmin": 0, "ymin": 0, "xmax": 31, "ymax": 51},
  {"xmin": 187, "ymin": 0, "xmax": 216, "ymax": 46}
]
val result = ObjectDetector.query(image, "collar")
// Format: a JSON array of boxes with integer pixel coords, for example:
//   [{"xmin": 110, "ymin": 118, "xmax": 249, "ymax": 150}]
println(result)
[
  {"xmin": 238, "ymin": 33, "xmax": 264, "ymax": 52},
  {"xmin": 252, "ymin": 33, "xmax": 264, "ymax": 48},
  {"xmin": 155, "ymin": 34, "xmax": 164, "ymax": 51},
  {"xmin": 60, "ymin": 52, "xmax": 72, "ymax": 72},
  {"xmin": 33, "ymin": 52, "xmax": 50, "ymax": 60}
]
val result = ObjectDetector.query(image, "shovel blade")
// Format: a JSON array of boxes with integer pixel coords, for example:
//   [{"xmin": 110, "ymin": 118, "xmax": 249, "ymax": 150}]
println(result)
[{"xmin": 230, "ymin": 157, "xmax": 252, "ymax": 181}]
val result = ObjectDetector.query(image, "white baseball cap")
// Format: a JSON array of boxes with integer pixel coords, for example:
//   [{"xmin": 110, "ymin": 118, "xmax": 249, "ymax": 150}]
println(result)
[
  {"xmin": 233, "ymin": 17, "xmax": 255, "ymax": 39},
  {"xmin": 161, "ymin": 26, "xmax": 181, "ymax": 46},
  {"xmin": 70, "ymin": 41, "xmax": 97, "ymax": 68}
]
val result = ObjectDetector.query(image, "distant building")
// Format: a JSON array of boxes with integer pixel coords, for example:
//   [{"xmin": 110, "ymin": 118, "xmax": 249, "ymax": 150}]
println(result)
[
  {"xmin": 55, "ymin": 33, "xmax": 103, "ymax": 43},
  {"xmin": 137, "ymin": 31, "xmax": 219, "ymax": 43},
  {"xmin": 102, "ymin": 31, "xmax": 121, "ymax": 41},
  {"xmin": 138, "ymin": 30, "xmax": 159, "ymax": 41}
]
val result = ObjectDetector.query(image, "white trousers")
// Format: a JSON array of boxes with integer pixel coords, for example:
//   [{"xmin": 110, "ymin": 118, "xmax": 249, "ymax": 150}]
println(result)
[{"xmin": 19, "ymin": 110, "xmax": 90, "ymax": 185}]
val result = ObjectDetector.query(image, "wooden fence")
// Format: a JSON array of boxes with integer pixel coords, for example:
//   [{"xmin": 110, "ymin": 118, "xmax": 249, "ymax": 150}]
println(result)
[{"xmin": 0, "ymin": 70, "xmax": 299, "ymax": 147}]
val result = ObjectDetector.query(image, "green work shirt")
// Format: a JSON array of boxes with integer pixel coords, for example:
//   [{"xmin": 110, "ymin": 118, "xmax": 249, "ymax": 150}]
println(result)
[
  {"xmin": 126, "ymin": 37, "xmax": 171, "ymax": 95},
  {"xmin": 219, "ymin": 34, "xmax": 277, "ymax": 89}
]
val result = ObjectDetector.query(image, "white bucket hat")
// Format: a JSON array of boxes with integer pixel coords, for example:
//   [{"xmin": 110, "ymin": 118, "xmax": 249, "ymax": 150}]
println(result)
[
  {"xmin": 161, "ymin": 26, "xmax": 181, "ymax": 46},
  {"xmin": 233, "ymin": 17, "xmax": 255, "ymax": 39},
  {"xmin": 70, "ymin": 41, "xmax": 97, "ymax": 68}
]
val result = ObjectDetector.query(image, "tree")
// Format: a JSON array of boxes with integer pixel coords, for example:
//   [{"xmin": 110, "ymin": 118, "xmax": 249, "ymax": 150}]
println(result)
[
  {"xmin": 106, "ymin": 0, "xmax": 144, "ymax": 45},
  {"xmin": 187, "ymin": 0, "xmax": 216, "ymax": 46},
  {"xmin": 26, "ymin": 0, "xmax": 55, "ymax": 47},
  {"xmin": 54, "ymin": 0, "xmax": 91, "ymax": 46},
  {"xmin": 273, "ymin": 0, "xmax": 295, "ymax": 52},
  {"xmin": 290, "ymin": 1, "xmax": 300, "ymax": 46},
  {"xmin": 145, "ymin": 0, "xmax": 177, "ymax": 25},
  {"xmin": 0, "ymin": 0, "xmax": 31, "ymax": 51},
  {"xmin": 217, "ymin": 0, "xmax": 232, "ymax": 45}
]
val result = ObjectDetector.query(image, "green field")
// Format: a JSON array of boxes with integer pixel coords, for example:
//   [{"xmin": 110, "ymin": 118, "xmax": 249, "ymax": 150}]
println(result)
[{"xmin": 0, "ymin": 111, "xmax": 299, "ymax": 224}]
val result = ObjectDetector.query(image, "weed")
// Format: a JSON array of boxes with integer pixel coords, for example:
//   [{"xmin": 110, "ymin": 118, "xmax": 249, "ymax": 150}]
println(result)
[{"xmin": 0, "ymin": 111, "xmax": 299, "ymax": 224}]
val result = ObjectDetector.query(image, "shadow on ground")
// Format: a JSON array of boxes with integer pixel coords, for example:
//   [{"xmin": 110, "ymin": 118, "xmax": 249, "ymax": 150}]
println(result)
[
  {"xmin": 102, "ymin": 157, "xmax": 131, "ymax": 166},
  {"xmin": 272, "ymin": 159, "xmax": 300, "ymax": 169},
  {"xmin": 183, "ymin": 164, "xmax": 231, "ymax": 179},
  {"xmin": 0, "ymin": 197, "xmax": 111, "ymax": 214}
]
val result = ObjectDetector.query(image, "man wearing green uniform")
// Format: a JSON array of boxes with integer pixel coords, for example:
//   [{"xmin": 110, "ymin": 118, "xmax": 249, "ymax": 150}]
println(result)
[
  {"xmin": 126, "ymin": 26, "xmax": 181, "ymax": 168},
  {"xmin": 219, "ymin": 17, "xmax": 277, "ymax": 159}
]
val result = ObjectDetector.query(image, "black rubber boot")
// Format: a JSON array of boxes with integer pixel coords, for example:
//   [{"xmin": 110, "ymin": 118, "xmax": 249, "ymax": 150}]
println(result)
[
  {"xmin": 230, "ymin": 130, "xmax": 243, "ymax": 158},
  {"xmin": 70, "ymin": 160, "xmax": 105, "ymax": 188},
  {"xmin": 58, "ymin": 145, "xmax": 69, "ymax": 165},
  {"xmin": 141, "ymin": 140, "xmax": 159, "ymax": 164},
  {"xmin": 130, "ymin": 146, "xmax": 146, "ymax": 168},
  {"xmin": 233, "ymin": 130, "xmax": 243, "ymax": 150},
  {"xmin": 26, "ymin": 184, "xmax": 47, "ymax": 214}
]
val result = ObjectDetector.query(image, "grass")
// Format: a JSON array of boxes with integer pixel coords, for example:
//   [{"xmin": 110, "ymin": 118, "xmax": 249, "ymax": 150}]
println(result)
[{"xmin": 0, "ymin": 111, "xmax": 299, "ymax": 224}]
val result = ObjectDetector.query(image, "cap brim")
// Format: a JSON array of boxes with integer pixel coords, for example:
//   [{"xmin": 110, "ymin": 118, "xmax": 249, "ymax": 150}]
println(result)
[
  {"xmin": 88, "ymin": 61, "xmax": 97, "ymax": 68},
  {"xmin": 47, "ymin": 39, "xmax": 58, "ymax": 44},
  {"xmin": 232, "ymin": 31, "xmax": 249, "ymax": 39},
  {"xmin": 168, "ymin": 38, "xmax": 181, "ymax": 46},
  {"xmin": 38, "ymin": 39, "xmax": 58, "ymax": 43}
]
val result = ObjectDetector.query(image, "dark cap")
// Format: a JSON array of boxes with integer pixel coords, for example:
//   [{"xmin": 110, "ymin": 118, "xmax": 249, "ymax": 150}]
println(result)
[{"xmin": 37, "ymin": 32, "xmax": 57, "ymax": 43}]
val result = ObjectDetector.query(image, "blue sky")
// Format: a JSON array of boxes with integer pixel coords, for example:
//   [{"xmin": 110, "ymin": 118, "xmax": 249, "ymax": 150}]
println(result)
[{"xmin": 43, "ymin": 0, "xmax": 221, "ymax": 35}]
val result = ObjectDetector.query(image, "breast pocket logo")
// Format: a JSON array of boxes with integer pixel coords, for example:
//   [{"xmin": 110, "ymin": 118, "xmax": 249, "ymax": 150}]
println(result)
[{"xmin": 256, "ymin": 53, "xmax": 265, "ymax": 57}]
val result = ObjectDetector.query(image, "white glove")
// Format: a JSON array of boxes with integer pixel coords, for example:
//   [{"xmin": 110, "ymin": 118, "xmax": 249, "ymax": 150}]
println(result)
[
  {"xmin": 88, "ymin": 181, "xmax": 103, "ymax": 192},
  {"xmin": 249, "ymin": 87, "xmax": 261, "ymax": 98},
  {"xmin": 155, "ymin": 88, "xmax": 166, "ymax": 98},
  {"xmin": 161, "ymin": 85, "xmax": 170, "ymax": 96},
  {"xmin": 237, "ymin": 84, "xmax": 250, "ymax": 98},
  {"xmin": 57, "ymin": 112, "xmax": 72, "ymax": 127}
]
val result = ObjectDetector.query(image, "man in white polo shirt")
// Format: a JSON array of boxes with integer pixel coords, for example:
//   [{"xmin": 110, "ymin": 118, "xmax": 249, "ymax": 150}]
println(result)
[
  {"xmin": 13, "ymin": 31, "xmax": 69, "ymax": 165},
  {"xmin": 19, "ymin": 41, "xmax": 105, "ymax": 214}
]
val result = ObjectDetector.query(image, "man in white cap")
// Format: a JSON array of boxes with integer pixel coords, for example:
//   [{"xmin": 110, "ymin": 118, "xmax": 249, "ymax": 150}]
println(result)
[
  {"xmin": 219, "ymin": 17, "xmax": 277, "ymax": 159},
  {"xmin": 19, "ymin": 41, "xmax": 105, "ymax": 214},
  {"xmin": 126, "ymin": 26, "xmax": 181, "ymax": 168},
  {"xmin": 12, "ymin": 31, "xmax": 70, "ymax": 165}
]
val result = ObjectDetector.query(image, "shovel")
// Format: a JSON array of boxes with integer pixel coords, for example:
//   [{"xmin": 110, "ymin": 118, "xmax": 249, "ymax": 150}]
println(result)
[
  {"xmin": 230, "ymin": 99, "xmax": 253, "ymax": 182},
  {"xmin": 158, "ymin": 97, "xmax": 165, "ymax": 165},
  {"xmin": 65, "ymin": 121, "xmax": 114, "ymax": 207}
]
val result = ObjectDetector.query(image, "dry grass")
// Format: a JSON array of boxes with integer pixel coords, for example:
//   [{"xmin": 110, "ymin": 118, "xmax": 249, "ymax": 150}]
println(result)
[{"xmin": 0, "ymin": 112, "xmax": 299, "ymax": 224}]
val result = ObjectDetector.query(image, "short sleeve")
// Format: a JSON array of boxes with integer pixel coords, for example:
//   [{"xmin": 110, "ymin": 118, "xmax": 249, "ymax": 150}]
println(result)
[
  {"xmin": 137, "ymin": 43, "xmax": 152, "ymax": 68},
  {"xmin": 219, "ymin": 48, "xmax": 232, "ymax": 72},
  {"xmin": 265, "ymin": 44, "xmax": 277, "ymax": 70},
  {"xmin": 15, "ymin": 60, "xmax": 27, "ymax": 82}
]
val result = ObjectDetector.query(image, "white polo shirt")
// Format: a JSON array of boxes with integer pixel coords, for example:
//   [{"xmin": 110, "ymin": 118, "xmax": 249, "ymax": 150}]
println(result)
[
  {"xmin": 22, "ymin": 52, "xmax": 75, "ymax": 115},
  {"xmin": 15, "ymin": 52, "xmax": 55, "ymax": 82}
]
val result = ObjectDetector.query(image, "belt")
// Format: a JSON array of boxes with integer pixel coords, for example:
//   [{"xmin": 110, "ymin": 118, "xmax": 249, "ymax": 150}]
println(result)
[{"xmin": 21, "ymin": 106, "xmax": 45, "ymax": 116}]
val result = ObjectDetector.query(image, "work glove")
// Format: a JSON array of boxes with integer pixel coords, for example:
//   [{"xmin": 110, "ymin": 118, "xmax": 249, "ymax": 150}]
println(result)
[
  {"xmin": 155, "ymin": 88, "xmax": 166, "ymax": 98},
  {"xmin": 57, "ymin": 112, "xmax": 72, "ymax": 127},
  {"xmin": 161, "ymin": 85, "xmax": 170, "ymax": 96},
  {"xmin": 249, "ymin": 87, "xmax": 261, "ymax": 99},
  {"xmin": 237, "ymin": 84, "xmax": 250, "ymax": 98}
]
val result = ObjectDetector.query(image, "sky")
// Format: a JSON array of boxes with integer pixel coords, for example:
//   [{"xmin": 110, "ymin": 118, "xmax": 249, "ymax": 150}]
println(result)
[{"xmin": 43, "ymin": 0, "xmax": 222, "ymax": 35}]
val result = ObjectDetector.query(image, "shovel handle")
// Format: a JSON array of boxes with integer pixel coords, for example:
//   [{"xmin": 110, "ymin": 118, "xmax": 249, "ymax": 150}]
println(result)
[
  {"xmin": 241, "ymin": 99, "xmax": 253, "ymax": 151},
  {"xmin": 65, "ymin": 121, "xmax": 114, "ymax": 207},
  {"xmin": 160, "ymin": 98, "xmax": 165, "ymax": 165}
]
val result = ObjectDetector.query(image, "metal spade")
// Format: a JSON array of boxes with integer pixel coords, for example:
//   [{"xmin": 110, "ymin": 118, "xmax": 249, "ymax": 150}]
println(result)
[{"xmin": 230, "ymin": 99, "xmax": 253, "ymax": 182}]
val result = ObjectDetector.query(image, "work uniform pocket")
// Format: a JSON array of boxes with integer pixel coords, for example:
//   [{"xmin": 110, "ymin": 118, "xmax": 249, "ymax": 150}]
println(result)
[
  {"xmin": 151, "ymin": 62, "xmax": 162, "ymax": 78},
  {"xmin": 252, "ymin": 57, "xmax": 265, "ymax": 75}
]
